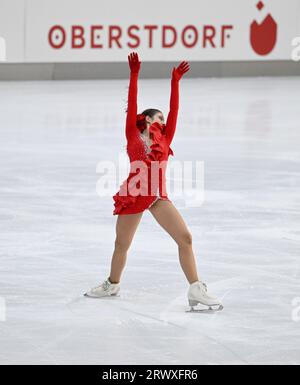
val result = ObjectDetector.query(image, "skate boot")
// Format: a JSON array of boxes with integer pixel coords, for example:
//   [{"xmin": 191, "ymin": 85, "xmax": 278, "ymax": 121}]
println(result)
[
  {"xmin": 84, "ymin": 277, "xmax": 120, "ymax": 298},
  {"xmin": 187, "ymin": 280, "xmax": 223, "ymax": 312}
]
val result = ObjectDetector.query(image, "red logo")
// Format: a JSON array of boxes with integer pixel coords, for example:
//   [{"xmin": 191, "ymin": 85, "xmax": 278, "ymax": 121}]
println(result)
[{"xmin": 250, "ymin": 1, "xmax": 277, "ymax": 55}]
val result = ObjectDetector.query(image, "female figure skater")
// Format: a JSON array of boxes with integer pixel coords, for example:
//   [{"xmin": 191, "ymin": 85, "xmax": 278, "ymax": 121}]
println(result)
[{"xmin": 85, "ymin": 52, "xmax": 223, "ymax": 312}]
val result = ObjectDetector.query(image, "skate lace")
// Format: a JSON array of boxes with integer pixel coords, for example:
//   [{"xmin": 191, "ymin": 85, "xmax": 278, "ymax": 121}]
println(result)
[
  {"xmin": 101, "ymin": 280, "xmax": 110, "ymax": 291},
  {"xmin": 200, "ymin": 282, "xmax": 207, "ymax": 292}
]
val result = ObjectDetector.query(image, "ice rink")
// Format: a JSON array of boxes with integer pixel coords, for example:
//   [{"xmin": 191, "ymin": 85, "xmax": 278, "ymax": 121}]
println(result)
[{"xmin": 0, "ymin": 76, "xmax": 300, "ymax": 365}]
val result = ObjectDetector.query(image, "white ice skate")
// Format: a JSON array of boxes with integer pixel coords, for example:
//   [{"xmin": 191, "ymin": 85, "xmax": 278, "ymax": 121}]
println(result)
[
  {"xmin": 186, "ymin": 280, "xmax": 223, "ymax": 313},
  {"xmin": 84, "ymin": 277, "xmax": 120, "ymax": 298}
]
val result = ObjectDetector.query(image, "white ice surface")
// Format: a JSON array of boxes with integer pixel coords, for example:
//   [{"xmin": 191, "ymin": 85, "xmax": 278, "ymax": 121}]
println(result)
[{"xmin": 0, "ymin": 76, "xmax": 300, "ymax": 365}]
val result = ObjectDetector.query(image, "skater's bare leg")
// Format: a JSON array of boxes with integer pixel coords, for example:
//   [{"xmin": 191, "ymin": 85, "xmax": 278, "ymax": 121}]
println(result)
[
  {"xmin": 109, "ymin": 212, "xmax": 143, "ymax": 283},
  {"xmin": 148, "ymin": 200, "xmax": 200, "ymax": 284}
]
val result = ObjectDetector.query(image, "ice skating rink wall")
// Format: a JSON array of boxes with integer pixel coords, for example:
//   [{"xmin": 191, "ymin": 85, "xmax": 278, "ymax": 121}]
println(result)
[{"xmin": 1, "ymin": 0, "xmax": 300, "ymax": 79}]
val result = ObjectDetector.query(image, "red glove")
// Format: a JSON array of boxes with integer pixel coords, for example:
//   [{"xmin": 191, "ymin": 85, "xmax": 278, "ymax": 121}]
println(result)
[
  {"xmin": 172, "ymin": 61, "xmax": 190, "ymax": 81},
  {"xmin": 128, "ymin": 51, "xmax": 141, "ymax": 74}
]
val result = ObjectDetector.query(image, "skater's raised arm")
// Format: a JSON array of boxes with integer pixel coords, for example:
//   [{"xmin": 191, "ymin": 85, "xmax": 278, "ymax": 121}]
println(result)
[
  {"xmin": 165, "ymin": 61, "xmax": 190, "ymax": 145},
  {"xmin": 125, "ymin": 52, "xmax": 141, "ymax": 142}
]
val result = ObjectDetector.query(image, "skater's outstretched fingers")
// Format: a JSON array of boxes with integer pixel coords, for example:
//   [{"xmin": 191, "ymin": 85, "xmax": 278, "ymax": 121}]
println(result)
[
  {"xmin": 179, "ymin": 61, "xmax": 190, "ymax": 74},
  {"xmin": 172, "ymin": 60, "xmax": 190, "ymax": 81},
  {"xmin": 128, "ymin": 51, "xmax": 141, "ymax": 74}
]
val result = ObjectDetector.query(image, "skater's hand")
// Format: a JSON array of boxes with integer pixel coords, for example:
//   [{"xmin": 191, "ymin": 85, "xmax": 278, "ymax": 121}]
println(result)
[
  {"xmin": 172, "ymin": 61, "xmax": 190, "ymax": 81},
  {"xmin": 128, "ymin": 51, "xmax": 141, "ymax": 74}
]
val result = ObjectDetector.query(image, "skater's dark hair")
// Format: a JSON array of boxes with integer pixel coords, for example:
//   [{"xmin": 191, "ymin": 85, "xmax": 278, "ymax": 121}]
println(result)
[{"xmin": 135, "ymin": 109, "xmax": 162, "ymax": 132}]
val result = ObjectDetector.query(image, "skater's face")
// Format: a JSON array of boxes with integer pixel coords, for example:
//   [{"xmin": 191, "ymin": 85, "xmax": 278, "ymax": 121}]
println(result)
[{"xmin": 146, "ymin": 112, "xmax": 165, "ymax": 126}]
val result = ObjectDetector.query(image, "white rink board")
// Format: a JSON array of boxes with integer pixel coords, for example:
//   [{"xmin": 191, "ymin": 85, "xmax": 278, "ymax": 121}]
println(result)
[
  {"xmin": 0, "ymin": 0, "xmax": 300, "ymax": 63},
  {"xmin": 0, "ymin": 0, "xmax": 24, "ymax": 62},
  {"xmin": 24, "ymin": 0, "xmax": 299, "ymax": 62}
]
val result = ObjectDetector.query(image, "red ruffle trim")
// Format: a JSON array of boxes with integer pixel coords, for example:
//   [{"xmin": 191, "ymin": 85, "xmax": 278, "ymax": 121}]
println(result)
[
  {"xmin": 113, "ymin": 192, "xmax": 138, "ymax": 215},
  {"xmin": 148, "ymin": 122, "xmax": 174, "ymax": 160}
]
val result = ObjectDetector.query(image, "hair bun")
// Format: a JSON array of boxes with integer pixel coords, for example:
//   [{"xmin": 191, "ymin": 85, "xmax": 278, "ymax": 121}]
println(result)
[{"xmin": 136, "ymin": 113, "xmax": 146, "ymax": 132}]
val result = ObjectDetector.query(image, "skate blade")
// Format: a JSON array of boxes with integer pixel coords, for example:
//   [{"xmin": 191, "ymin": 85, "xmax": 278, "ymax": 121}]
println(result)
[
  {"xmin": 186, "ymin": 304, "xmax": 223, "ymax": 313},
  {"xmin": 83, "ymin": 292, "xmax": 120, "ymax": 299}
]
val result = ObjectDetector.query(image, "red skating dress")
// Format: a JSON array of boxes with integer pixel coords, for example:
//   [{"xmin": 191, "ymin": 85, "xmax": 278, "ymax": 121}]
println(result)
[{"xmin": 112, "ymin": 71, "xmax": 179, "ymax": 215}]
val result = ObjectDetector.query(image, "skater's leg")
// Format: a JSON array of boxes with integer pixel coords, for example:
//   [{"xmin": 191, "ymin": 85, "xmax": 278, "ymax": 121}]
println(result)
[
  {"xmin": 148, "ymin": 199, "xmax": 200, "ymax": 284},
  {"xmin": 109, "ymin": 212, "xmax": 143, "ymax": 283}
]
